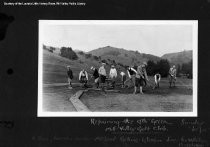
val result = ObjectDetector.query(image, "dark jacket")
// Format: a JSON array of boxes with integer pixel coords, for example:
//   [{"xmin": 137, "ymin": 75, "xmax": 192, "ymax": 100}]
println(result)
[
  {"xmin": 67, "ymin": 69, "xmax": 73, "ymax": 79},
  {"xmin": 93, "ymin": 69, "xmax": 99, "ymax": 79}
]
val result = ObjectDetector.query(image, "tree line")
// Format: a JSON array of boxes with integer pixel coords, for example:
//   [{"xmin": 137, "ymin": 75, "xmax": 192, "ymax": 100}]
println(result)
[
  {"xmin": 146, "ymin": 59, "xmax": 192, "ymax": 78},
  {"xmin": 176, "ymin": 60, "xmax": 192, "ymax": 78},
  {"xmin": 146, "ymin": 59, "xmax": 170, "ymax": 77}
]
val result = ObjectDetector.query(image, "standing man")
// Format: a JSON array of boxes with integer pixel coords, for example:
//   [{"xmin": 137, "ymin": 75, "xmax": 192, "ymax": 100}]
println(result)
[
  {"xmin": 79, "ymin": 69, "xmax": 88, "ymax": 88},
  {"xmin": 169, "ymin": 65, "xmax": 177, "ymax": 87},
  {"xmin": 91, "ymin": 66, "xmax": 99, "ymax": 88},
  {"xmin": 109, "ymin": 65, "xmax": 117, "ymax": 88},
  {"xmin": 134, "ymin": 62, "xmax": 149, "ymax": 94},
  {"xmin": 126, "ymin": 66, "xmax": 137, "ymax": 87},
  {"xmin": 154, "ymin": 72, "xmax": 161, "ymax": 89},
  {"xmin": 141, "ymin": 62, "xmax": 149, "ymax": 87},
  {"xmin": 67, "ymin": 65, "xmax": 73, "ymax": 89},
  {"xmin": 120, "ymin": 71, "xmax": 126, "ymax": 88},
  {"xmin": 98, "ymin": 62, "xmax": 107, "ymax": 90}
]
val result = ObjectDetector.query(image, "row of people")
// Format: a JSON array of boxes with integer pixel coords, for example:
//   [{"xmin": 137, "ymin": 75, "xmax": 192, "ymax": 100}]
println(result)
[
  {"xmin": 67, "ymin": 63, "xmax": 177, "ymax": 93},
  {"xmin": 67, "ymin": 63, "xmax": 122, "ymax": 89},
  {"xmin": 67, "ymin": 62, "xmax": 148, "ymax": 93},
  {"xmin": 66, "ymin": 63, "xmax": 116, "ymax": 89}
]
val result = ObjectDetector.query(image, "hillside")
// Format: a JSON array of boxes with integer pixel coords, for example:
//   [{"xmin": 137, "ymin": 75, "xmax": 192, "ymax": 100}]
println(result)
[
  {"xmin": 88, "ymin": 46, "xmax": 161, "ymax": 66},
  {"xmin": 43, "ymin": 49, "xmax": 100, "ymax": 84},
  {"xmin": 43, "ymin": 49, "xmax": 127, "ymax": 84},
  {"xmin": 161, "ymin": 50, "xmax": 192, "ymax": 65},
  {"xmin": 44, "ymin": 45, "xmax": 192, "ymax": 84}
]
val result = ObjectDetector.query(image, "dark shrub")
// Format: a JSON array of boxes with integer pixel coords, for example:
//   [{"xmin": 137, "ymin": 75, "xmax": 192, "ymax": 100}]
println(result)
[{"xmin": 60, "ymin": 47, "xmax": 78, "ymax": 60}]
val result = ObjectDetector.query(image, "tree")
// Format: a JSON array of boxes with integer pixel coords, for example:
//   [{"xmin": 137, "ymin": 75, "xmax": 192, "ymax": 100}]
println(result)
[
  {"xmin": 146, "ymin": 60, "xmax": 156, "ymax": 76},
  {"xmin": 101, "ymin": 59, "xmax": 107, "ymax": 64},
  {"xmin": 85, "ymin": 53, "xmax": 92, "ymax": 59},
  {"xmin": 49, "ymin": 47, "xmax": 55, "ymax": 52},
  {"xmin": 78, "ymin": 51, "xmax": 84, "ymax": 55},
  {"xmin": 93, "ymin": 55, "xmax": 99, "ymax": 61},
  {"xmin": 156, "ymin": 59, "xmax": 170, "ymax": 77},
  {"xmin": 176, "ymin": 64, "xmax": 181, "ymax": 77},
  {"xmin": 60, "ymin": 47, "xmax": 78, "ymax": 60},
  {"xmin": 181, "ymin": 60, "xmax": 192, "ymax": 79},
  {"xmin": 43, "ymin": 44, "xmax": 47, "ymax": 50}
]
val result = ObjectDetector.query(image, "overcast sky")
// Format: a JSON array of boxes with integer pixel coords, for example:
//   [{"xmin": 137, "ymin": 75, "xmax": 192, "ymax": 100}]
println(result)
[{"xmin": 40, "ymin": 23, "xmax": 193, "ymax": 57}]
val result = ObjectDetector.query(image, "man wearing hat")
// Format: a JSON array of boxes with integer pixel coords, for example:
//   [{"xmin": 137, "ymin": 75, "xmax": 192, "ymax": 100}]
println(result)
[
  {"xmin": 109, "ymin": 65, "xmax": 117, "ymax": 88},
  {"xmin": 142, "ymin": 62, "xmax": 149, "ymax": 87},
  {"xmin": 169, "ymin": 65, "xmax": 176, "ymax": 88},
  {"xmin": 67, "ymin": 65, "xmax": 73, "ymax": 89},
  {"xmin": 98, "ymin": 62, "xmax": 107, "ymax": 90},
  {"xmin": 91, "ymin": 66, "xmax": 99, "ymax": 88},
  {"xmin": 134, "ymin": 62, "xmax": 149, "ymax": 94}
]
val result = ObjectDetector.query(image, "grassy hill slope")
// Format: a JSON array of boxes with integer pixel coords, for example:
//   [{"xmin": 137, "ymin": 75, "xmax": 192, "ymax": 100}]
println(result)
[
  {"xmin": 43, "ymin": 50, "xmax": 127, "ymax": 84},
  {"xmin": 43, "ymin": 46, "xmax": 192, "ymax": 84},
  {"xmin": 43, "ymin": 50, "xmax": 99, "ymax": 84},
  {"xmin": 161, "ymin": 50, "xmax": 192, "ymax": 65},
  {"xmin": 89, "ymin": 46, "xmax": 161, "ymax": 66}
]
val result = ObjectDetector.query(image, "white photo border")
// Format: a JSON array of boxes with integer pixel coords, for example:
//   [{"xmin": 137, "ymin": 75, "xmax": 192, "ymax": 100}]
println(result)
[{"xmin": 38, "ymin": 20, "xmax": 198, "ymax": 117}]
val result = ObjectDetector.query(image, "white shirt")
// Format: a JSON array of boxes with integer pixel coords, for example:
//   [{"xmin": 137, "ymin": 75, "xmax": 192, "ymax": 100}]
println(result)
[
  {"xmin": 154, "ymin": 74, "xmax": 161, "ymax": 83},
  {"xmin": 127, "ymin": 67, "xmax": 137, "ymax": 78},
  {"xmin": 99, "ymin": 66, "xmax": 106, "ymax": 76},
  {"xmin": 79, "ymin": 71, "xmax": 88, "ymax": 80},
  {"xmin": 109, "ymin": 68, "xmax": 117, "ymax": 78},
  {"xmin": 120, "ymin": 72, "xmax": 125, "ymax": 76}
]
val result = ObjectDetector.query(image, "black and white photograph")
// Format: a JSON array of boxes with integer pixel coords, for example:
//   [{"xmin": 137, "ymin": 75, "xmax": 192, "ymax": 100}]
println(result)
[
  {"xmin": 38, "ymin": 20, "xmax": 197, "ymax": 117},
  {"xmin": 3, "ymin": 0, "xmax": 210, "ymax": 146}
]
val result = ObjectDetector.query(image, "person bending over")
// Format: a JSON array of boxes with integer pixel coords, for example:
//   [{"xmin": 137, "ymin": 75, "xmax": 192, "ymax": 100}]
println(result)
[
  {"xmin": 126, "ymin": 66, "xmax": 137, "ymax": 87},
  {"xmin": 91, "ymin": 66, "xmax": 99, "ymax": 88},
  {"xmin": 154, "ymin": 73, "xmax": 161, "ymax": 89},
  {"xmin": 79, "ymin": 69, "xmax": 88, "ymax": 88}
]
